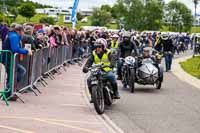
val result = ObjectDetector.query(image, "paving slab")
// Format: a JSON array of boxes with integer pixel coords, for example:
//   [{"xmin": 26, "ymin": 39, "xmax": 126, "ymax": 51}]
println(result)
[{"xmin": 0, "ymin": 65, "xmax": 115, "ymax": 133}]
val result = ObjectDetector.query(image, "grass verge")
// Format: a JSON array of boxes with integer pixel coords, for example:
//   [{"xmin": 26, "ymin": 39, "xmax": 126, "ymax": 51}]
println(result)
[{"xmin": 180, "ymin": 56, "xmax": 200, "ymax": 79}]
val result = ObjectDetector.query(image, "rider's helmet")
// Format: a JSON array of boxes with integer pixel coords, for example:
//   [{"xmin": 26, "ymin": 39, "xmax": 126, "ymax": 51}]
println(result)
[
  {"xmin": 161, "ymin": 33, "xmax": 169, "ymax": 40},
  {"xmin": 125, "ymin": 56, "xmax": 136, "ymax": 64},
  {"xmin": 122, "ymin": 32, "xmax": 130, "ymax": 42},
  {"xmin": 94, "ymin": 38, "xmax": 107, "ymax": 49},
  {"xmin": 112, "ymin": 34, "xmax": 119, "ymax": 38},
  {"xmin": 122, "ymin": 32, "xmax": 130, "ymax": 38},
  {"xmin": 143, "ymin": 47, "xmax": 151, "ymax": 58},
  {"xmin": 136, "ymin": 34, "xmax": 140, "ymax": 40}
]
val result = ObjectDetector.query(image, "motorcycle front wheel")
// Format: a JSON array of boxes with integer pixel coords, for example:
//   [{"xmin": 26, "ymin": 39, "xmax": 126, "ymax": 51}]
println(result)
[
  {"xmin": 92, "ymin": 85, "xmax": 105, "ymax": 115},
  {"xmin": 156, "ymin": 80, "xmax": 162, "ymax": 89},
  {"xmin": 121, "ymin": 67, "xmax": 128, "ymax": 88},
  {"xmin": 129, "ymin": 69, "xmax": 135, "ymax": 93}
]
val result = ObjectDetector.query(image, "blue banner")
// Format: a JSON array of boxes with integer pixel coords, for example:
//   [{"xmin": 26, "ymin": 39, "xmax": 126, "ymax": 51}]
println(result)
[{"xmin": 71, "ymin": 0, "xmax": 79, "ymax": 29}]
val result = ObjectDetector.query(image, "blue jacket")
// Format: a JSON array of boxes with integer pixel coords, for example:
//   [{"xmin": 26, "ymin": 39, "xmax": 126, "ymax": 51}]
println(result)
[{"xmin": 2, "ymin": 31, "xmax": 28, "ymax": 54}]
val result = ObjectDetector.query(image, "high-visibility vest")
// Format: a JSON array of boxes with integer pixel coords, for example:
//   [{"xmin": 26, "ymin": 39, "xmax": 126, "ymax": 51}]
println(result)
[
  {"xmin": 155, "ymin": 36, "xmax": 161, "ymax": 46},
  {"xmin": 93, "ymin": 50, "xmax": 112, "ymax": 72},
  {"xmin": 111, "ymin": 41, "xmax": 119, "ymax": 49}
]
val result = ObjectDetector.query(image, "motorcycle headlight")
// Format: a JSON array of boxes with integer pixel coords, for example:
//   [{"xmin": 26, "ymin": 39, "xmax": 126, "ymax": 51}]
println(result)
[
  {"xmin": 90, "ymin": 76, "xmax": 97, "ymax": 80},
  {"xmin": 91, "ymin": 68, "xmax": 99, "ymax": 76}
]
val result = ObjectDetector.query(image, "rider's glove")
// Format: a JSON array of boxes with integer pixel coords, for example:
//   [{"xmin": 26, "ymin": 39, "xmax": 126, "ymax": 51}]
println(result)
[{"xmin": 83, "ymin": 67, "xmax": 89, "ymax": 73}]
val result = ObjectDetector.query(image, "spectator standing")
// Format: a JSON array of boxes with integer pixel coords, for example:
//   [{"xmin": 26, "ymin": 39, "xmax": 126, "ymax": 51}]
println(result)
[{"xmin": 2, "ymin": 24, "xmax": 32, "ymax": 99}]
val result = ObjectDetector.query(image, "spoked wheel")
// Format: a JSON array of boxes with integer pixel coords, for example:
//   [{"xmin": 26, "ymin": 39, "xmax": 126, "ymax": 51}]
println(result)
[
  {"xmin": 104, "ymin": 86, "xmax": 113, "ymax": 106},
  {"xmin": 156, "ymin": 80, "xmax": 162, "ymax": 89},
  {"xmin": 92, "ymin": 85, "xmax": 105, "ymax": 115},
  {"xmin": 122, "ymin": 72, "xmax": 128, "ymax": 88},
  {"xmin": 129, "ymin": 69, "xmax": 135, "ymax": 93}
]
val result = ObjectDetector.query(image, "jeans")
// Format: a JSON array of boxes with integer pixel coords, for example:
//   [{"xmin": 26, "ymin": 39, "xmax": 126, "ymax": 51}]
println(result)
[
  {"xmin": 3, "ymin": 63, "xmax": 26, "ymax": 98},
  {"xmin": 164, "ymin": 53, "xmax": 173, "ymax": 72},
  {"xmin": 117, "ymin": 59, "xmax": 123, "ymax": 78},
  {"xmin": 16, "ymin": 64, "xmax": 26, "ymax": 82}
]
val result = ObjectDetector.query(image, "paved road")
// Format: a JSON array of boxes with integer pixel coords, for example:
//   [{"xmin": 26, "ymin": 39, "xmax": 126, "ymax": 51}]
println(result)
[
  {"xmin": 0, "ymin": 65, "xmax": 113, "ymax": 133},
  {"xmin": 105, "ymin": 51, "xmax": 200, "ymax": 133}
]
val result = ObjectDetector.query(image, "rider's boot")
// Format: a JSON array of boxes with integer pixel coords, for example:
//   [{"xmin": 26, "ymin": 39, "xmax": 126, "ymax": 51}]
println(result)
[
  {"xmin": 117, "ymin": 71, "xmax": 122, "ymax": 80},
  {"xmin": 112, "ymin": 84, "xmax": 120, "ymax": 99},
  {"xmin": 88, "ymin": 86, "xmax": 93, "ymax": 103}
]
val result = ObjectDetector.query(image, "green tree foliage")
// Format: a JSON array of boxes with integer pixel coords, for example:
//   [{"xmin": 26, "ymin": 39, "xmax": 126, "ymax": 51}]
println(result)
[
  {"xmin": 39, "ymin": 17, "xmax": 55, "ymax": 25},
  {"xmin": 0, "ymin": 0, "xmax": 51, "ymax": 16},
  {"xmin": 101, "ymin": 4, "xmax": 112, "ymax": 12},
  {"xmin": 0, "ymin": 12, "xmax": 4, "ymax": 22},
  {"xmin": 143, "ymin": 0, "xmax": 164, "ymax": 30},
  {"xmin": 111, "ymin": 0, "xmax": 127, "ymax": 19},
  {"xmin": 91, "ymin": 8, "xmax": 112, "ymax": 26},
  {"xmin": 112, "ymin": 0, "xmax": 164, "ymax": 30},
  {"xmin": 18, "ymin": 3, "xmax": 36, "ymax": 20},
  {"xmin": 124, "ymin": 0, "xmax": 145, "ymax": 30},
  {"xmin": 77, "ymin": 12, "xmax": 84, "ymax": 21},
  {"xmin": 164, "ymin": 0, "xmax": 193, "ymax": 32}
]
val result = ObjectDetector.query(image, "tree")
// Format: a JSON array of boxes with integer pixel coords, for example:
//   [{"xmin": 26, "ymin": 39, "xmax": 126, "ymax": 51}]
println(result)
[
  {"xmin": 39, "ymin": 17, "xmax": 55, "ymax": 25},
  {"xmin": 10, "ymin": 8, "xmax": 18, "ymax": 17},
  {"xmin": 123, "ymin": 0, "xmax": 145, "ymax": 30},
  {"xmin": 77, "ymin": 12, "xmax": 84, "ymax": 21},
  {"xmin": 0, "ymin": 12, "xmax": 4, "ymax": 22},
  {"xmin": 91, "ymin": 8, "xmax": 112, "ymax": 26},
  {"xmin": 18, "ymin": 3, "xmax": 36, "ymax": 21},
  {"xmin": 111, "ymin": 0, "xmax": 127, "ymax": 19},
  {"xmin": 143, "ymin": 0, "xmax": 164, "ymax": 30},
  {"xmin": 164, "ymin": 0, "xmax": 193, "ymax": 32},
  {"xmin": 101, "ymin": 4, "xmax": 112, "ymax": 12}
]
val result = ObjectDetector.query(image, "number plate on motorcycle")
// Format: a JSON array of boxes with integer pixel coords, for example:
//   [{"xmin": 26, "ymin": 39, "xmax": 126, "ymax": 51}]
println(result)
[{"xmin": 91, "ymin": 81, "xmax": 98, "ymax": 84}]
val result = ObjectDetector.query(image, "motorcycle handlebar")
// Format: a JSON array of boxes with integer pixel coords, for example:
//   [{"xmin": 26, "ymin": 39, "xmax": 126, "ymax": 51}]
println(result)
[{"xmin": 88, "ymin": 64, "xmax": 111, "ymax": 71}]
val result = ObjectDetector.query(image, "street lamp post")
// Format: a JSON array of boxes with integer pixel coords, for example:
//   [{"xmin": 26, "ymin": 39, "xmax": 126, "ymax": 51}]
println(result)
[
  {"xmin": 2, "ymin": 0, "xmax": 7, "ymax": 22},
  {"xmin": 193, "ymin": 0, "xmax": 199, "ymax": 33},
  {"xmin": 193, "ymin": 0, "xmax": 199, "ymax": 56}
]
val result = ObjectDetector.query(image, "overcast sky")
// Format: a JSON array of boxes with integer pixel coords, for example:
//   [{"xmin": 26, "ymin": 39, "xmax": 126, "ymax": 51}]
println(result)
[{"xmin": 29, "ymin": 0, "xmax": 199, "ymax": 14}]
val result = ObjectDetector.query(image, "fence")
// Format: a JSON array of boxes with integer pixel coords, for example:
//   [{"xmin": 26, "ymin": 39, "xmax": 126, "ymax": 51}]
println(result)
[
  {"xmin": 0, "ymin": 44, "xmax": 87, "ymax": 105},
  {"xmin": 0, "ymin": 50, "xmax": 14, "ymax": 105}
]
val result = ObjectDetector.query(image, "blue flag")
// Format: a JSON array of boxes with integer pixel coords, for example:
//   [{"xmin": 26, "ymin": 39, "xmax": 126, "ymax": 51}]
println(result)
[{"xmin": 71, "ymin": 0, "xmax": 79, "ymax": 29}]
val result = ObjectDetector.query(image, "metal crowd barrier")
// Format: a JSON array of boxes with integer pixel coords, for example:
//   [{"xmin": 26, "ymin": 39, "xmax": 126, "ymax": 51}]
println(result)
[
  {"xmin": 0, "ymin": 50, "xmax": 14, "ymax": 105},
  {"xmin": 0, "ymin": 44, "xmax": 89, "ymax": 105}
]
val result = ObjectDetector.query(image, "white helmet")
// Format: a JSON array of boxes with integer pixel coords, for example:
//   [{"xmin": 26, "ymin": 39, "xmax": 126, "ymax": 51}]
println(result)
[
  {"xmin": 112, "ymin": 34, "xmax": 119, "ymax": 38},
  {"xmin": 122, "ymin": 32, "xmax": 130, "ymax": 38},
  {"xmin": 94, "ymin": 38, "xmax": 107, "ymax": 48},
  {"xmin": 125, "ymin": 56, "xmax": 135, "ymax": 65}
]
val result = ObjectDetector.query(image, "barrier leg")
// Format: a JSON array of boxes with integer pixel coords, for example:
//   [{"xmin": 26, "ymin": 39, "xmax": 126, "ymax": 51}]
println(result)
[
  {"xmin": 29, "ymin": 87, "xmax": 38, "ymax": 96},
  {"xmin": 1, "ymin": 93, "xmax": 9, "ymax": 106},
  {"xmin": 38, "ymin": 79, "xmax": 46, "ymax": 87},
  {"xmin": 56, "ymin": 67, "xmax": 62, "ymax": 75},
  {"xmin": 18, "ymin": 86, "xmax": 38, "ymax": 96},
  {"xmin": 7, "ymin": 93, "xmax": 25, "ymax": 104},
  {"xmin": 14, "ymin": 93, "xmax": 25, "ymax": 103},
  {"xmin": 61, "ymin": 65, "xmax": 67, "ymax": 72},
  {"xmin": 48, "ymin": 72, "xmax": 55, "ymax": 79},
  {"xmin": 46, "ymin": 72, "xmax": 54, "ymax": 80},
  {"xmin": 33, "ymin": 85, "xmax": 41, "ymax": 94},
  {"xmin": 41, "ymin": 77, "xmax": 48, "ymax": 85}
]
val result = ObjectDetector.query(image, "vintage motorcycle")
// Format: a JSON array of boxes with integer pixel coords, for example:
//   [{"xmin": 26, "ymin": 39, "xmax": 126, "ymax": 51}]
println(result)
[
  {"xmin": 88, "ymin": 64, "xmax": 114, "ymax": 115},
  {"xmin": 121, "ymin": 53, "xmax": 163, "ymax": 93}
]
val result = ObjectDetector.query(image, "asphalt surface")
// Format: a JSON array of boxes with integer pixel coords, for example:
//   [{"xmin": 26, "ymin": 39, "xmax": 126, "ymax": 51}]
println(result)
[
  {"xmin": 0, "ymin": 65, "xmax": 113, "ymax": 133},
  {"xmin": 105, "ymin": 51, "xmax": 200, "ymax": 133}
]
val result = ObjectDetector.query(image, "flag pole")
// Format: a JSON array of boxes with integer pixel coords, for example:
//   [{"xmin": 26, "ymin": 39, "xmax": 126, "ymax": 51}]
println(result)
[{"xmin": 71, "ymin": 0, "xmax": 79, "ymax": 29}]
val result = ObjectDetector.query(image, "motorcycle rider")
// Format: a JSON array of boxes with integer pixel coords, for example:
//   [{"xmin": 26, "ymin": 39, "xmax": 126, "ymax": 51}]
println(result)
[
  {"xmin": 83, "ymin": 38, "xmax": 120, "ymax": 103},
  {"xmin": 155, "ymin": 33, "xmax": 174, "ymax": 72},
  {"xmin": 108, "ymin": 34, "xmax": 119, "ymax": 50},
  {"xmin": 117, "ymin": 32, "xmax": 138, "ymax": 80}
]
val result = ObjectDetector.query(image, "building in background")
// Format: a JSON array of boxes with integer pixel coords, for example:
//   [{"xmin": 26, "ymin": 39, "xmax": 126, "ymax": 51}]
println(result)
[
  {"xmin": 79, "ymin": 8, "xmax": 93, "ymax": 16},
  {"xmin": 193, "ymin": 14, "xmax": 200, "ymax": 26}
]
